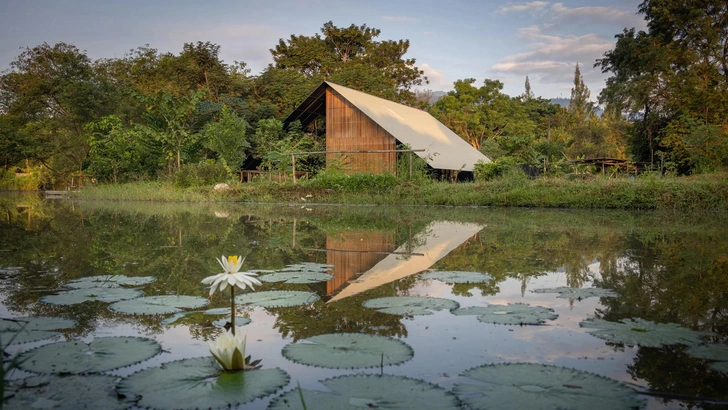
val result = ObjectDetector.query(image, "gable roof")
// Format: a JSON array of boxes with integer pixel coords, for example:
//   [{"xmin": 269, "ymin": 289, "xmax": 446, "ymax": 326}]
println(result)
[{"xmin": 284, "ymin": 81, "xmax": 490, "ymax": 172}]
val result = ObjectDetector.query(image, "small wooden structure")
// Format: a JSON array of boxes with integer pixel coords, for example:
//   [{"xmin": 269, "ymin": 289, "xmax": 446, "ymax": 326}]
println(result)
[{"xmin": 284, "ymin": 81, "xmax": 490, "ymax": 175}]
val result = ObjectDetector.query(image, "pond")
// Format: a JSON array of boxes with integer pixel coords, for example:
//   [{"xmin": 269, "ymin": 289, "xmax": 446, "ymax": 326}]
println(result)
[{"xmin": 1, "ymin": 194, "xmax": 727, "ymax": 409}]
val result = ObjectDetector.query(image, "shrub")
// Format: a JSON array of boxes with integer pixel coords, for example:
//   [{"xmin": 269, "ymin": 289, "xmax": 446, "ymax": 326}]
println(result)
[
  {"xmin": 303, "ymin": 169, "xmax": 399, "ymax": 192},
  {"xmin": 173, "ymin": 161, "xmax": 230, "ymax": 188},
  {"xmin": 474, "ymin": 157, "xmax": 519, "ymax": 182}
]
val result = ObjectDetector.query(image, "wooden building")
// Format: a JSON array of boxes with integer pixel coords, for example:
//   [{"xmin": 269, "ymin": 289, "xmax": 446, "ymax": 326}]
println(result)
[{"xmin": 284, "ymin": 81, "xmax": 490, "ymax": 174}]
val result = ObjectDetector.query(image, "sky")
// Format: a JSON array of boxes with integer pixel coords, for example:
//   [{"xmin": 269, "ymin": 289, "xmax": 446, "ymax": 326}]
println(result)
[{"xmin": 0, "ymin": 0, "xmax": 647, "ymax": 101}]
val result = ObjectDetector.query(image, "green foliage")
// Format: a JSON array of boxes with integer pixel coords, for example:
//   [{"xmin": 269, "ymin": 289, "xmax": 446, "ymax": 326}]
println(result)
[
  {"xmin": 302, "ymin": 168, "xmax": 400, "ymax": 192},
  {"xmin": 201, "ymin": 106, "xmax": 251, "ymax": 169},
  {"xmin": 663, "ymin": 115, "xmax": 728, "ymax": 174},
  {"xmin": 474, "ymin": 157, "xmax": 519, "ymax": 181},
  {"xmin": 173, "ymin": 161, "xmax": 230, "ymax": 188},
  {"xmin": 0, "ymin": 167, "xmax": 43, "ymax": 190}
]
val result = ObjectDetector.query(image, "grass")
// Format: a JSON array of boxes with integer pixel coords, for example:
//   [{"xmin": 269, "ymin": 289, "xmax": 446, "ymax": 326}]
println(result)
[{"xmin": 75, "ymin": 172, "xmax": 728, "ymax": 211}]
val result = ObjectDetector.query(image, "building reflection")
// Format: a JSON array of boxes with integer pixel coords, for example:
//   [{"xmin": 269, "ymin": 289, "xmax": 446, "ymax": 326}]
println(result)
[{"xmin": 310, "ymin": 221, "xmax": 484, "ymax": 302}]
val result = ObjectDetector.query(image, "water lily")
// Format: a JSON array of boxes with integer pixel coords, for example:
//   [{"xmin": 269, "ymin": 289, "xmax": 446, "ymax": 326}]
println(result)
[
  {"xmin": 202, "ymin": 255, "xmax": 262, "ymax": 296},
  {"xmin": 209, "ymin": 328, "xmax": 246, "ymax": 371}
]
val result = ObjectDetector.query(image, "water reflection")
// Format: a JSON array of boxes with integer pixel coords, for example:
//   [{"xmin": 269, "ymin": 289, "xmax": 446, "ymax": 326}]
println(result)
[{"xmin": 1, "ymin": 194, "xmax": 727, "ymax": 409}]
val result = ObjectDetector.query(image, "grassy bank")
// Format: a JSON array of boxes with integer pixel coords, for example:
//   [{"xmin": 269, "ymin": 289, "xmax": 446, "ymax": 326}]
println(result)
[{"xmin": 75, "ymin": 171, "xmax": 728, "ymax": 210}]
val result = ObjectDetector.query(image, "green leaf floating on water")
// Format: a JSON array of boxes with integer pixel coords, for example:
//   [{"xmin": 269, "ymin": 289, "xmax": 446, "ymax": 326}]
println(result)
[
  {"xmin": 453, "ymin": 363, "xmax": 646, "ymax": 410},
  {"xmin": 686, "ymin": 344, "xmax": 728, "ymax": 373},
  {"xmin": 235, "ymin": 290, "xmax": 319, "ymax": 308},
  {"xmin": 39, "ymin": 288, "xmax": 143, "ymax": 305},
  {"xmin": 532, "ymin": 286, "xmax": 617, "ymax": 299},
  {"xmin": 0, "ymin": 316, "xmax": 76, "ymax": 345},
  {"xmin": 363, "ymin": 296, "xmax": 459, "ymax": 316},
  {"xmin": 17, "ymin": 336, "xmax": 162, "ymax": 374},
  {"xmin": 258, "ymin": 270, "xmax": 333, "ymax": 284},
  {"xmin": 279, "ymin": 262, "xmax": 333, "ymax": 273},
  {"xmin": 65, "ymin": 275, "xmax": 156, "ymax": 289},
  {"xmin": 268, "ymin": 374, "xmax": 461, "ymax": 410},
  {"xmin": 451, "ymin": 303, "xmax": 558, "ymax": 325},
  {"xmin": 282, "ymin": 333, "xmax": 413, "ymax": 369},
  {"xmin": 3, "ymin": 375, "xmax": 132, "ymax": 410},
  {"xmin": 579, "ymin": 317, "xmax": 714, "ymax": 347},
  {"xmin": 117, "ymin": 356, "xmax": 290, "ymax": 410},
  {"xmin": 109, "ymin": 295, "xmax": 209, "ymax": 315},
  {"xmin": 420, "ymin": 270, "xmax": 493, "ymax": 283}
]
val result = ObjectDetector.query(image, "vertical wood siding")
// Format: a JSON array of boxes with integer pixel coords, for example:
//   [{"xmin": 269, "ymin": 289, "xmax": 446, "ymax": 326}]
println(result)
[
  {"xmin": 325, "ymin": 230, "xmax": 395, "ymax": 295},
  {"xmin": 326, "ymin": 88, "xmax": 397, "ymax": 173}
]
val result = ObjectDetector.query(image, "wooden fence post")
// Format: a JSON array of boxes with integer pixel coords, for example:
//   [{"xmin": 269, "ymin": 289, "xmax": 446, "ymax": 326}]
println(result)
[{"xmin": 292, "ymin": 154, "xmax": 297, "ymax": 184}]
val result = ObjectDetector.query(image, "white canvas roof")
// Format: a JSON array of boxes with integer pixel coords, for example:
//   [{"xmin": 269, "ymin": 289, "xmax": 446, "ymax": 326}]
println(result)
[{"xmin": 326, "ymin": 82, "xmax": 491, "ymax": 171}]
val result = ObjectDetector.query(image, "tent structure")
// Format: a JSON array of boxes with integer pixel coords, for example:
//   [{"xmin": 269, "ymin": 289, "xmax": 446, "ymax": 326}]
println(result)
[
  {"xmin": 284, "ymin": 81, "xmax": 490, "ymax": 173},
  {"xmin": 327, "ymin": 221, "xmax": 484, "ymax": 302}
]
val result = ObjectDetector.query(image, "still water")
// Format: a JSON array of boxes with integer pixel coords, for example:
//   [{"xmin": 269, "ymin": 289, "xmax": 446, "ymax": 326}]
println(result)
[{"xmin": 1, "ymin": 194, "xmax": 727, "ymax": 409}]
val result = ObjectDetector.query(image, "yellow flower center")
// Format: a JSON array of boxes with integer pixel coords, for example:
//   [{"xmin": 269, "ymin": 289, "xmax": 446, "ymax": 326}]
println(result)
[{"xmin": 228, "ymin": 255, "xmax": 238, "ymax": 265}]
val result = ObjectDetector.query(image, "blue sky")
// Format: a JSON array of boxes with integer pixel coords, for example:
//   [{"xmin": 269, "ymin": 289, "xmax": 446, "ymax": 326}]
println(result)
[{"xmin": 0, "ymin": 0, "xmax": 646, "ymax": 100}]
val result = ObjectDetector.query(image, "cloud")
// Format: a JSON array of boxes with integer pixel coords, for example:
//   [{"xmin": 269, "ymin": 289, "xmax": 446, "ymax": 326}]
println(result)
[
  {"xmin": 418, "ymin": 63, "xmax": 452, "ymax": 90},
  {"xmin": 496, "ymin": 1, "xmax": 549, "ymax": 15},
  {"xmin": 549, "ymin": 2, "xmax": 645, "ymax": 28},
  {"xmin": 381, "ymin": 15, "xmax": 418, "ymax": 22},
  {"xmin": 491, "ymin": 27, "xmax": 612, "ymax": 84}
]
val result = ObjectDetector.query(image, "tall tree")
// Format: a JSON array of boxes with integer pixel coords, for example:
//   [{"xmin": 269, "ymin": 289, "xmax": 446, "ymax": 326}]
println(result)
[
  {"xmin": 597, "ymin": 0, "xmax": 728, "ymax": 170},
  {"xmin": 569, "ymin": 63, "xmax": 593, "ymax": 122},
  {"xmin": 0, "ymin": 42, "xmax": 110, "ymax": 181},
  {"xmin": 270, "ymin": 21, "xmax": 427, "ymax": 105},
  {"xmin": 524, "ymin": 76, "xmax": 534, "ymax": 100}
]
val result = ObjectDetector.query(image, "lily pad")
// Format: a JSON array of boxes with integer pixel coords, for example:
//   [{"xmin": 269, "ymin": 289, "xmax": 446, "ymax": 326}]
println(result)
[
  {"xmin": 65, "ymin": 275, "xmax": 156, "ymax": 289},
  {"xmin": 453, "ymin": 363, "xmax": 645, "ymax": 410},
  {"xmin": 204, "ymin": 307, "xmax": 233, "ymax": 315},
  {"xmin": 363, "ymin": 296, "xmax": 459, "ymax": 316},
  {"xmin": 17, "ymin": 336, "xmax": 162, "ymax": 374},
  {"xmin": 452, "ymin": 303, "xmax": 558, "ymax": 325},
  {"xmin": 3, "ymin": 374, "xmax": 132, "ymax": 410},
  {"xmin": 280, "ymin": 262, "xmax": 333, "ymax": 273},
  {"xmin": 212, "ymin": 316, "xmax": 252, "ymax": 328},
  {"xmin": 109, "ymin": 295, "xmax": 209, "ymax": 315},
  {"xmin": 420, "ymin": 270, "xmax": 493, "ymax": 283},
  {"xmin": 235, "ymin": 291, "xmax": 319, "ymax": 308},
  {"xmin": 0, "ymin": 317, "xmax": 76, "ymax": 345},
  {"xmin": 117, "ymin": 356, "xmax": 290, "ymax": 410},
  {"xmin": 258, "ymin": 270, "xmax": 333, "ymax": 284},
  {"xmin": 532, "ymin": 286, "xmax": 617, "ymax": 299},
  {"xmin": 0, "ymin": 316, "xmax": 76, "ymax": 331},
  {"xmin": 687, "ymin": 344, "xmax": 728, "ymax": 373},
  {"xmin": 39, "ymin": 288, "xmax": 143, "ymax": 305},
  {"xmin": 282, "ymin": 333, "xmax": 413, "ymax": 369},
  {"xmin": 268, "ymin": 374, "xmax": 461, "ymax": 410},
  {"xmin": 579, "ymin": 317, "xmax": 714, "ymax": 347}
]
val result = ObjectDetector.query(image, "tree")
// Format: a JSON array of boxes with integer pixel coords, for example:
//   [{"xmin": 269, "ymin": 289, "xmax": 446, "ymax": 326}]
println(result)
[
  {"xmin": 569, "ymin": 63, "xmax": 593, "ymax": 123},
  {"xmin": 0, "ymin": 42, "xmax": 111, "ymax": 182},
  {"xmin": 138, "ymin": 89, "xmax": 206, "ymax": 170},
  {"xmin": 430, "ymin": 78, "xmax": 532, "ymax": 151},
  {"xmin": 524, "ymin": 76, "xmax": 534, "ymax": 100},
  {"xmin": 270, "ymin": 21, "xmax": 427, "ymax": 105},
  {"xmin": 597, "ymin": 1, "xmax": 728, "ymax": 170},
  {"xmin": 201, "ymin": 106, "xmax": 251, "ymax": 169}
]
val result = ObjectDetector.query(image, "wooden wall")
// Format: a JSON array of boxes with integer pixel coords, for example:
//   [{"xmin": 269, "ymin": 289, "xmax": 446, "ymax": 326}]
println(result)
[
  {"xmin": 326, "ymin": 88, "xmax": 397, "ymax": 173},
  {"xmin": 325, "ymin": 229, "xmax": 395, "ymax": 295}
]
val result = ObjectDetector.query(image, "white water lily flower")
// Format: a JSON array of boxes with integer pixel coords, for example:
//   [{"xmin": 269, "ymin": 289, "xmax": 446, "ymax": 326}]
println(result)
[
  {"xmin": 209, "ymin": 328, "xmax": 246, "ymax": 371},
  {"xmin": 201, "ymin": 255, "xmax": 262, "ymax": 296}
]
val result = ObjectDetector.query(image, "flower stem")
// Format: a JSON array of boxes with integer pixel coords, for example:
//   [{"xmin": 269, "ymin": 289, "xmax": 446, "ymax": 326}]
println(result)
[{"xmin": 230, "ymin": 286, "xmax": 236, "ymax": 335}]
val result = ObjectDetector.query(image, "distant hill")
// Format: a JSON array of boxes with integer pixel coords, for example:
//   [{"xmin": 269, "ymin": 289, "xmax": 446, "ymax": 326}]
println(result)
[{"xmin": 550, "ymin": 98, "xmax": 570, "ymax": 108}]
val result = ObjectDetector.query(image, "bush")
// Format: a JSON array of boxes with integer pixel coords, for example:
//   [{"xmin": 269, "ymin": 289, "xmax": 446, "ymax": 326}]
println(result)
[
  {"xmin": 173, "ymin": 161, "xmax": 230, "ymax": 188},
  {"xmin": 303, "ymin": 169, "xmax": 399, "ymax": 192},
  {"xmin": 474, "ymin": 157, "xmax": 519, "ymax": 182}
]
